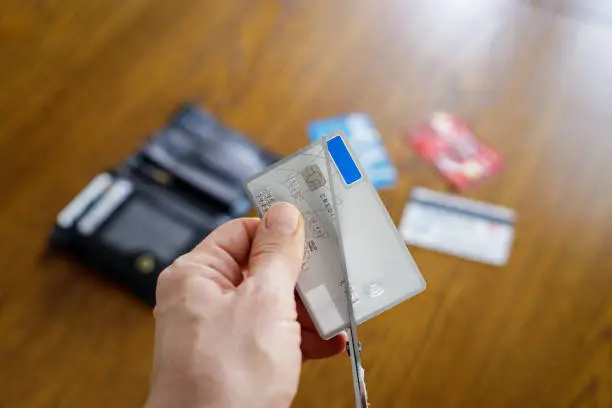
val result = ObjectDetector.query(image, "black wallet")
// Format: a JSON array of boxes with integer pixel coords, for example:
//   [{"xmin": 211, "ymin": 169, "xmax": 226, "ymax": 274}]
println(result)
[{"xmin": 50, "ymin": 104, "xmax": 278, "ymax": 304}]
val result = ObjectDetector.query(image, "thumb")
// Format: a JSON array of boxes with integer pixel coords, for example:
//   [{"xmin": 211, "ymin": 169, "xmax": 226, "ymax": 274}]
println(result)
[{"xmin": 248, "ymin": 202, "xmax": 305, "ymax": 292}]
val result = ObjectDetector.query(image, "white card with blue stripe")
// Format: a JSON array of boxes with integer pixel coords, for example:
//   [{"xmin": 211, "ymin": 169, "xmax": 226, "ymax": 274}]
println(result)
[
  {"xmin": 399, "ymin": 188, "xmax": 516, "ymax": 266},
  {"xmin": 246, "ymin": 134, "xmax": 425, "ymax": 339}
]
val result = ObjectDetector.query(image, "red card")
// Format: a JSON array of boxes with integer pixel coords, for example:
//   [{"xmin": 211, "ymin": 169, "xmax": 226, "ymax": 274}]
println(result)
[{"xmin": 409, "ymin": 112, "xmax": 503, "ymax": 190}]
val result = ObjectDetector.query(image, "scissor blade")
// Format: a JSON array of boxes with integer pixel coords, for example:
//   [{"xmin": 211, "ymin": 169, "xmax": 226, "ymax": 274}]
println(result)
[{"xmin": 323, "ymin": 135, "xmax": 369, "ymax": 408}]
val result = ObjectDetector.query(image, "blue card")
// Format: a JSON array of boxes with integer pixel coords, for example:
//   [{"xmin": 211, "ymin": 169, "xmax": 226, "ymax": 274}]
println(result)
[{"xmin": 307, "ymin": 114, "xmax": 398, "ymax": 189}]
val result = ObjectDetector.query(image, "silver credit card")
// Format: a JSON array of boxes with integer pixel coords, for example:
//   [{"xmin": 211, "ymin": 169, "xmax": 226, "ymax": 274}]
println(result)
[{"xmin": 246, "ymin": 135, "xmax": 425, "ymax": 339}]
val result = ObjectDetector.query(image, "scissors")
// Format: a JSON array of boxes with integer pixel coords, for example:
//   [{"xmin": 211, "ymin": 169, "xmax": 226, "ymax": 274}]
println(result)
[{"xmin": 323, "ymin": 135, "xmax": 370, "ymax": 408}]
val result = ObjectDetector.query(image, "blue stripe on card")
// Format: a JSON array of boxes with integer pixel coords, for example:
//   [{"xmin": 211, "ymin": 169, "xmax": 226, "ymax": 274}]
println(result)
[
  {"xmin": 327, "ymin": 136, "xmax": 362, "ymax": 185},
  {"xmin": 412, "ymin": 198, "xmax": 515, "ymax": 226}
]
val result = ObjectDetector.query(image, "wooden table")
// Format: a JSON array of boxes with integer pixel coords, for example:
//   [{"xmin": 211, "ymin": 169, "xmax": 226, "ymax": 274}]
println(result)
[{"xmin": 2, "ymin": 1, "xmax": 611, "ymax": 407}]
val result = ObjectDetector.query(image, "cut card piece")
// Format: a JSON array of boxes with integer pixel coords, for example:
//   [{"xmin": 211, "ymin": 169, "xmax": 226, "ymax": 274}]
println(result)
[
  {"xmin": 399, "ymin": 188, "xmax": 516, "ymax": 266},
  {"xmin": 408, "ymin": 112, "xmax": 503, "ymax": 190}
]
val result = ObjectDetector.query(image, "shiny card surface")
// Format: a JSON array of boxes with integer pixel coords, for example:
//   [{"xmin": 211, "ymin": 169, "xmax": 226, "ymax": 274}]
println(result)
[{"xmin": 246, "ymin": 135, "xmax": 425, "ymax": 339}]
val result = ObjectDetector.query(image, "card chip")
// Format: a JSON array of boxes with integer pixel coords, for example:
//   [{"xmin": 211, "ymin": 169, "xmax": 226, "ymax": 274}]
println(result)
[{"xmin": 301, "ymin": 164, "xmax": 326, "ymax": 191}]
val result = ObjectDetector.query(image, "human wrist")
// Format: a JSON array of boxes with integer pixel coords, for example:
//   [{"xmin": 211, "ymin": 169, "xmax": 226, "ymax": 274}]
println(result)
[{"xmin": 145, "ymin": 372, "xmax": 227, "ymax": 408}]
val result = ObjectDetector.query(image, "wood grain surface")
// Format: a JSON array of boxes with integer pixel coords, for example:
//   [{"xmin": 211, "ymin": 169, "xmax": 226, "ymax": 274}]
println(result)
[{"xmin": 1, "ymin": 1, "xmax": 611, "ymax": 407}]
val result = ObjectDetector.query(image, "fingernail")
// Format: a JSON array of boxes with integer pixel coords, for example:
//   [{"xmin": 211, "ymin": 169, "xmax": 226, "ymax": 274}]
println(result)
[{"xmin": 264, "ymin": 202, "xmax": 300, "ymax": 235}]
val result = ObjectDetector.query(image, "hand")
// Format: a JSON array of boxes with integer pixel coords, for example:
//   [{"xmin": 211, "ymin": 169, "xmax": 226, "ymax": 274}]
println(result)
[{"xmin": 146, "ymin": 203, "xmax": 346, "ymax": 408}]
